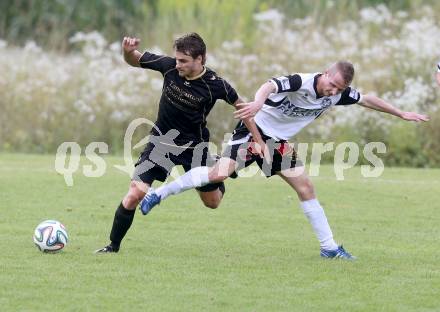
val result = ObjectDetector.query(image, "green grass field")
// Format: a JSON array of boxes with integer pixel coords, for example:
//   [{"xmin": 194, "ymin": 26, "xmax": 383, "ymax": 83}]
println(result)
[{"xmin": 1, "ymin": 153, "xmax": 439, "ymax": 311}]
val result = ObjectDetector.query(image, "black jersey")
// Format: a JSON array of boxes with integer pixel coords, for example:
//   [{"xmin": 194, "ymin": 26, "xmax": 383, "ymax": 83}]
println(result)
[{"xmin": 139, "ymin": 51, "xmax": 239, "ymax": 144}]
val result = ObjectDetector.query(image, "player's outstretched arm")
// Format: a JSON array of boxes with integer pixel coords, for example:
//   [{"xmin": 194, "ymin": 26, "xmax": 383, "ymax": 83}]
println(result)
[
  {"xmin": 122, "ymin": 36, "xmax": 142, "ymax": 67},
  {"xmin": 234, "ymin": 82, "xmax": 276, "ymax": 120},
  {"xmin": 359, "ymin": 94, "xmax": 429, "ymax": 122},
  {"xmin": 234, "ymin": 98, "xmax": 267, "ymax": 159}
]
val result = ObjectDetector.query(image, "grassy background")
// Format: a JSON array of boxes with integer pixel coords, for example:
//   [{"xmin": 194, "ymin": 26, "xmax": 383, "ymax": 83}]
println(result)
[
  {"xmin": 0, "ymin": 154, "xmax": 439, "ymax": 311},
  {"xmin": 2, "ymin": 0, "xmax": 440, "ymax": 50},
  {"xmin": 1, "ymin": 1, "xmax": 439, "ymax": 166}
]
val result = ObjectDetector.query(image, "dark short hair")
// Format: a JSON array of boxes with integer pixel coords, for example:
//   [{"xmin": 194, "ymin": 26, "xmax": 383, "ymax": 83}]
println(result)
[
  {"xmin": 173, "ymin": 32, "xmax": 206, "ymax": 65},
  {"xmin": 332, "ymin": 61, "xmax": 355, "ymax": 85}
]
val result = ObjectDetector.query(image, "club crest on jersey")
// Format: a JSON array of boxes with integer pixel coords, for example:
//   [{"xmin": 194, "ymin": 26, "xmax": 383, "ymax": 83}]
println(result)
[{"xmin": 184, "ymin": 81, "xmax": 191, "ymax": 86}]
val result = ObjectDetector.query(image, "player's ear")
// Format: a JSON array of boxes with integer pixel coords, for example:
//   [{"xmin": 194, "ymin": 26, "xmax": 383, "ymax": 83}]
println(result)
[{"xmin": 195, "ymin": 54, "xmax": 204, "ymax": 65}]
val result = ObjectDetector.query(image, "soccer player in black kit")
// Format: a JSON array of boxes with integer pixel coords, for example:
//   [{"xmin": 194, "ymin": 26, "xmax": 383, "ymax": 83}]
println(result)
[{"xmin": 96, "ymin": 33, "xmax": 257, "ymax": 253}]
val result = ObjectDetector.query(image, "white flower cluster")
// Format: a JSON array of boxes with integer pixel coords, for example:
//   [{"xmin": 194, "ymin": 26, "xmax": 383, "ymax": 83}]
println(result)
[
  {"xmin": 1, "ymin": 3, "xmax": 439, "ymax": 151},
  {"xmin": 0, "ymin": 32, "xmax": 161, "ymax": 150},
  {"xmin": 208, "ymin": 4, "xmax": 439, "ymax": 139}
]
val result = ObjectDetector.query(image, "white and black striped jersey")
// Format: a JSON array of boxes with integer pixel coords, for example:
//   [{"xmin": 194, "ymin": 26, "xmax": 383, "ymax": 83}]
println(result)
[{"xmin": 254, "ymin": 73, "xmax": 362, "ymax": 141}]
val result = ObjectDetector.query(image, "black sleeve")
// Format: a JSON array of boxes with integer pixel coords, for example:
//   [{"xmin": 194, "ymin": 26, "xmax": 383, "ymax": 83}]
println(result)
[
  {"xmin": 270, "ymin": 74, "xmax": 302, "ymax": 93},
  {"xmin": 335, "ymin": 87, "xmax": 361, "ymax": 106},
  {"xmin": 139, "ymin": 51, "xmax": 176, "ymax": 75},
  {"xmin": 437, "ymin": 62, "xmax": 440, "ymax": 71},
  {"xmin": 218, "ymin": 78, "xmax": 239, "ymax": 105}
]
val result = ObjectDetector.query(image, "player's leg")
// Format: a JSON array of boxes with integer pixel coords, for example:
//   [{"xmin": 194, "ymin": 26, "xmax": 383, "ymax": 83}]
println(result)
[
  {"xmin": 139, "ymin": 129, "xmax": 253, "ymax": 214},
  {"xmin": 95, "ymin": 180, "xmax": 150, "ymax": 254},
  {"xmin": 278, "ymin": 166, "xmax": 338, "ymax": 249},
  {"xmin": 107, "ymin": 181, "xmax": 149, "ymax": 251},
  {"xmin": 140, "ymin": 157, "xmax": 237, "ymax": 213},
  {"xmin": 278, "ymin": 166, "xmax": 315, "ymax": 200},
  {"xmin": 187, "ymin": 121, "xmax": 252, "ymax": 209},
  {"xmin": 196, "ymin": 157, "xmax": 237, "ymax": 208},
  {"xmin": 277, "ymin": 167, "xmax": 355, "ymax": 259},
  {"xmin": 96, "ymin": 144, "xmax": 168, "ymax": 253},
  {"xmin": 122, "ymin": 180, "xmax": 150, "ymax": 208},
  {"xmin": 196, "ymin": 185, "xmax": 224, "ymax": 209},
  {"xmin": 278, "ymin": 166, "xmax": 337, "ymax": 249}
]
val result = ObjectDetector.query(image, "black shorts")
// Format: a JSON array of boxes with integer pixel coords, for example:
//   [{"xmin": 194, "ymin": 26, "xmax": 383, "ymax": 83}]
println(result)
[
  {"xmin": 132, "ymin": 140, "xmax": 224, "ymax": 193},
  {"xmin": 222, "ymin": 122, "xmax": 301, "ymax": 177}
]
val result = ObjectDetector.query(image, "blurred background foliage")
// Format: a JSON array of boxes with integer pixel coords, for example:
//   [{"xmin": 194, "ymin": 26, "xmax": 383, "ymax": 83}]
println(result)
[
  {"xmin": 2, "ymin": 0, "xmax": 439, "ymax": 51},
  {"xmin": 0, "ymin": 0, "xmax": 439, "ymax": 167}
]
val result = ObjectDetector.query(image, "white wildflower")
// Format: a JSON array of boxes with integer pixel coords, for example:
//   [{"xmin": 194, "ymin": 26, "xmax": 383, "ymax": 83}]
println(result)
[
  {"xmin": 150, "ymin": 78, "xmax": 163, "ymax": 91},
  {"xmin": 23, "ymin": 41, "xmax": 42, "ymax": 54},
  {"xmin": 73, "ymin": 99, "xmax": 93, "ymax": 114},
  {"xmin": 254, "ymin": 9, "xmax": 284, "ymax": 22}
]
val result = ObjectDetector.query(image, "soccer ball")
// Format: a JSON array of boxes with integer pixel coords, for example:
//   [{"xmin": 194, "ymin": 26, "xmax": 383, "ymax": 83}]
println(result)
[{"xmin": 33, "ymin": 220, "xmax": 68, "ymax": 253}]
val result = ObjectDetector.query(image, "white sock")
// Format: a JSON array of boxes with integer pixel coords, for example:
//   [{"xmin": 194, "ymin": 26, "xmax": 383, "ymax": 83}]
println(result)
[
  {"xmin": 300, "ymin": 198, "xmax": 338, "ymax": 251},
  {"xmin": 156, "ymin": 166, "xmax": 210, "ymax": 200}
]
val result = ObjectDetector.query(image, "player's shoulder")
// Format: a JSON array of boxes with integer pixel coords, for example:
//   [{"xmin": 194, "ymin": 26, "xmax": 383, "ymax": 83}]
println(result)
[
  {"xmin": 287, "ymin": 72, "xmax": 318, "ymax": 92},
  {"xmin": 295, "ymin": 72, "xmax": 317, "ymax": 86},
  {"xmin": 343, "ymin": 86, "xmax": 361, "ymax": 98},
  {"xmin": 140, "ymin": 51, "xmax": 175, "ymax": 63},
  {"xmin": 335, "ymin": 86, "xmax": 362, "ymax": 105},
  {"xmin": 204, "ymin": 67, "xmax": 231, "ymax": 85},
  {"xmin": 204, "ymin": 67, "xmax": 221, "ymax": 80},
  {"xmin": 299, "ymin": 72, "xmax": 317, "ymax": 80}
]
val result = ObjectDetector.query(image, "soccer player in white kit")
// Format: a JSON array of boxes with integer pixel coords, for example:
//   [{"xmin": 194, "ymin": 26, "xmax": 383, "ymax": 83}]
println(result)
[{"xmin": 140, "ymin": 61, "xmax": 429, "ymax": 260}]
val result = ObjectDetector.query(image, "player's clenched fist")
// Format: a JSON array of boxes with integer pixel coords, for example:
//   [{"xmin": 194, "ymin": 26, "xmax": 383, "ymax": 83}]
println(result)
[{"xmin": 122, "ymin": 36, "xmax": 140, "ymax": 53}]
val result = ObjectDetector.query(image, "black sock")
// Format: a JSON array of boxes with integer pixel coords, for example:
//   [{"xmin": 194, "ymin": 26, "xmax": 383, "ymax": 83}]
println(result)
[{"xmin": 109, "ymin": 202, "xmax": 135, "ymax": 250}]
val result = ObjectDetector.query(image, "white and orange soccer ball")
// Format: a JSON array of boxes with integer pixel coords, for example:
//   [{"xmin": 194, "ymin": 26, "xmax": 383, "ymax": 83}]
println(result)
[{"xmin": 33, "ymin": 220, "xmax": 68, "ymax": 253}]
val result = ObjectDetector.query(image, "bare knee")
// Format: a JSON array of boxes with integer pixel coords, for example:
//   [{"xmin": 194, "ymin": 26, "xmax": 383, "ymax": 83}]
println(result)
[
  {"xmin": 296, "ymin": 180, "xmax": 315, "ymax": 201},
  {"xmin": 208, "ymin": 171, "xmax": 228, "ymax": 183},
  {"xmin": 209, "ymin": 159, "xmax": 235, "ymax": 183},
  {"xmin": 123, "ymin": 181, "xmax": 147, "ymax": 209}
]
